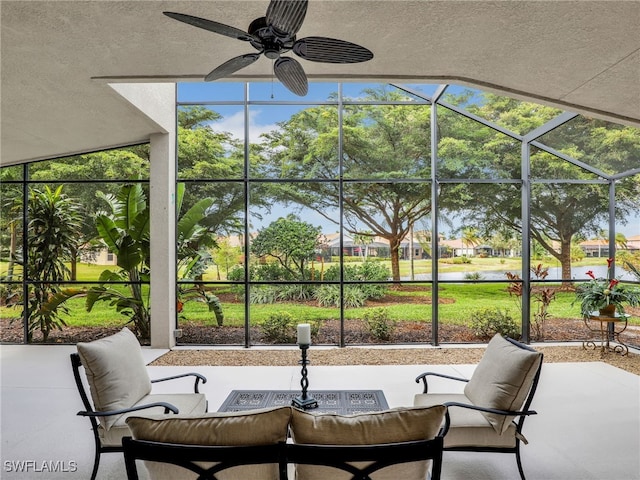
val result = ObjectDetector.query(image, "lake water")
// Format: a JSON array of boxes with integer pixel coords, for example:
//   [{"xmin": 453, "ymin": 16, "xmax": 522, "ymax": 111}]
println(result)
[{"xmin": 409, "ymin": 265, "xmax": 636, "ymax": 282}]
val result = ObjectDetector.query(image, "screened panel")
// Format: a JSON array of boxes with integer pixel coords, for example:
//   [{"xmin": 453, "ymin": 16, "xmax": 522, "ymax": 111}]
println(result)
[
  {"xmin": 249, "ymin": 284, "xmax": 340, "ymax": 346},
  {"xmin": 248, "ymin": 82, "xmax": 339, "ymax": 102},
  {"xmin": 342, "ymin": 103, "xmax": 431, "ymax": 180},
  {"xmin": 177, "ymin": 105, "xmax": 245, "ymax": 180},
  {"xmin": 536, "ymin": 116, "xmax": 640, "ymax": 176},
  {"xmin": 436, "ymin": 105, "xmax": 520, "ymax": 179},
  {"xmin": 530, "ymin": 145, "xmax": 601, "ymax": 180},
  {"xmin": 177, "ymin": 283, "xmax": 242, "ymax": 345},
  {"xmin": 0, "ymin": 182, "xmax": 23, "ymax": 281},
  {"xmin": 0, "ymin": 165, "xmax": 23, "ymax": 180},
  {"xmin": 248, "ymin": 199, "xmax": 330, "ymax": 281},
  {"xmin": 249, "ymin": 105, "xmax": 339, "ymax": 179},
  {"xmin": 437, "ymin": 282, "xmax": 522, "ymax": 343},
  {"xmin": 530, "ymin": 182, "xmax": 609, "ymax": 282},
  {"xmin": 438, "ymin": 182, "xmax": 522, "ymax": 280},
  {"xmin": 341, "ymin": 83, "xmax": 423, "ymax": 102},
  {"xmin": 28, "ymin": 148, "xmax": 150, "ymax": 181},
  {"xmin": 178, "ymin": 82, "xmax": 244, "ymax": 102}
]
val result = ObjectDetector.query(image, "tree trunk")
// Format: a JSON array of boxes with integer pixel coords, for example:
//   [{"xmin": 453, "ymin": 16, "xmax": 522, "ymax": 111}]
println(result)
[
  {"xmin": 560, "ymin": 239, "xmax": 573, "ymax": 288},
  {"xmin": 70, "ymin": 247, "xmax": 77, "ymax": 281},
  {"xmin": 389, "ymin": 238, "xmax": 401, "ymax": 282},
  {"xmin": 7, "ymin": 223, "xmax": 17, "ymax": 280}
]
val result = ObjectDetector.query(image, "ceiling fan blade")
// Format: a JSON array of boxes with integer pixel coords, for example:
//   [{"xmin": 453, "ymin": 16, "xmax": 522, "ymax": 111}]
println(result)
[
  {"xmin": 205, "ymin": 53, "xmax": 261, "ymax": 81},
  {"xmin": 274, "ymin": 57, "xmax": 308, "ymax": 96},
  {"xmin": 265, "ymin": 0, "xmax": 308, "ymax": 36},
  {"xmin": 163, "ymin": 12, "xmax": 253, "ymax": 41},
  {"xmin": 293, "ymin": 36, "xmax": 374, "ymax": 63}
]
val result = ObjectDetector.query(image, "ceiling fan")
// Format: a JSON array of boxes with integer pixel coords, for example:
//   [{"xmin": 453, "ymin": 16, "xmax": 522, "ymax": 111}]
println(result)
[{"xmin": 163, "ymin": 0, "xmax": 374, "ymax": 96}]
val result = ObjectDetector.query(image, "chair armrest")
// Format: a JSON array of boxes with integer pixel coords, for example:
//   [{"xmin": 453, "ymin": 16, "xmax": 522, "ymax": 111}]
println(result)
[
  {"xmin": 152, "ymin": 372, "xmax": 207, "ymax": 393},
  {"xmin": 444, "ymin": 401, "xmax": 537, "ymax": 417},
  {"xmin": 415, "ymin": 372, "xmax": 469, "ymax": 394},
  {"xmin": 77, "ymin": 401, "xmax": 180, "ymax": 418}
]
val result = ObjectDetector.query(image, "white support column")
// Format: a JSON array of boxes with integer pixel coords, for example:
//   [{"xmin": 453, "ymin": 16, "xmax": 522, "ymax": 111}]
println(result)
[
  {"xmin": 111, "ymin": 82, "xmax": 177, "ymax": 348},
  {"xmin": 150, "ymin": 130, "xmax": 176, "ymax": 348}
]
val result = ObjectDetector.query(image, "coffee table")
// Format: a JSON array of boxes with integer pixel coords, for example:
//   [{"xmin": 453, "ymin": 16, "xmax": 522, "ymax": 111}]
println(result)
[{"xmin": 218, "ymin": 390, "xmax": 388, "ymax": 414}]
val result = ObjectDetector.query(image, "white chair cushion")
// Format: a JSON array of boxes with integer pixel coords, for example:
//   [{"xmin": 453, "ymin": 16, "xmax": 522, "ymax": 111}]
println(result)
[
  {"xmin": 77, "ymin": 327, "xmax": 152, "ymax": 430},
  {"xmin": 464, "ymin": 334, "xmax": 542, "ymax": 434},
  {"xmin": 98, "ymin": 392, "xmax": 207, "ymax": 447},
  {"xmin": 126, "ymin": 406, "xmax": 292, "ymax": 480},
  {"xmin": 414, "ymin": 393, "xmax": 516, "ymax": 449},
  {"xmin": 289, "ymin": 405, "xmax": 446, "ymax": 480}
]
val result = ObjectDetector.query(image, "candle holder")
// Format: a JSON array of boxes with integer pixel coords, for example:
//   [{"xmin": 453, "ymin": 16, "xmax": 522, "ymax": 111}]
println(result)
[{"xmin": 292, "ymin": 344, "xmax": 318, "ymax": 410}]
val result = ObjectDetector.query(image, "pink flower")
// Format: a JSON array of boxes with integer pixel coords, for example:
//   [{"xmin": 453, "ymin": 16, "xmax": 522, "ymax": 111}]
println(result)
[
  {"xmin": 607, "ymin": 258, "xmax": 614, "ymax": 268},
  {"xmin": 609, "ymin": 279, "xmax": 619, "ymax": 289},
  {"xmin": 586, "ymin": 270, "xmax": 595, "ymax": 279}
]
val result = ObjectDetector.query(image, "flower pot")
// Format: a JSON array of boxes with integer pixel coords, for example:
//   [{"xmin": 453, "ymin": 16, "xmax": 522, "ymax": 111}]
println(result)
[{"xmin": 598, "ymin": 304, "xmax": 617, "ymax": 317}]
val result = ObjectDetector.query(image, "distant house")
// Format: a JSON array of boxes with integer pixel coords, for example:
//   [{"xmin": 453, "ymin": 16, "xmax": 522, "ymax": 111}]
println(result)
[
  {"xmin": 579, "ymin": 236, "xmax": 640, "ymax": 257},
  {"xmin": 80, "ymin": 247, "xmax": 118, "ymax": 266},
  {"xmin": 323, "ymin": 233, "xmax": 389, "ymax": 258}
]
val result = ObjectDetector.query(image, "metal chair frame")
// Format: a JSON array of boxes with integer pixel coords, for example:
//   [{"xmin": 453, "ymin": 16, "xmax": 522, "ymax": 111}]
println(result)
[
  {"xmin": 415, "ymin": 337, "xmax": 543, "ymax": 480},
  {"xmin": 122, "ymin": 436, "xmax": 445, "ymax": 480}
]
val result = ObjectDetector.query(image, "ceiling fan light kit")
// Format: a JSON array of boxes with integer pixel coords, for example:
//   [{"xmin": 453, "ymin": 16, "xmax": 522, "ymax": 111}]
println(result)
[{"xmin": 164, "ymin": 0, "xmax": 374, "ymax": 96}]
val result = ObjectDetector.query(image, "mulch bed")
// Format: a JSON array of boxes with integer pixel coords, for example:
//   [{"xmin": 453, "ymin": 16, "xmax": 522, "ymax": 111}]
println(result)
[{"xmin": 2, "ymin": 315, "xmax": 638, "ymax": 347}]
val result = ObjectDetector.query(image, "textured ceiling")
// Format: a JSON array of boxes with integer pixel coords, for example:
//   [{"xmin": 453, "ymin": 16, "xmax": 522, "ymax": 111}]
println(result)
[{"xmin": 1, "ymin": 0, "xmax": 639, "ymax": 166}]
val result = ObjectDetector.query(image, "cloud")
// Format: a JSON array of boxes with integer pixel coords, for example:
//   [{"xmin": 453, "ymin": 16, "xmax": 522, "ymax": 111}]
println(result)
[{"xmin": 212, "ymin": 109, "xmax": 279, "ymax": 144}]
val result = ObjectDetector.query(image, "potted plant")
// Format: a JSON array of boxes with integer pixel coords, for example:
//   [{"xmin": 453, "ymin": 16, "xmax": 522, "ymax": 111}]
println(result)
[{"xmin": 574, "ymin": 258, "xmax": 640, "ymax": 318}]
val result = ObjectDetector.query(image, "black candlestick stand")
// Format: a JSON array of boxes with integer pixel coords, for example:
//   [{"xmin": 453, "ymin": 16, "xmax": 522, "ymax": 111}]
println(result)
[{"xmin": 292, "ymin": 344, "xmax": 318, "ymax": 409}]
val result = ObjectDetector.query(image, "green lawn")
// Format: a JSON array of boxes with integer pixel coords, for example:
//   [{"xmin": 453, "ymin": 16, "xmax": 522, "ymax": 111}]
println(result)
[{"xmin": 2, "ymin": 259, "xmax": 636, "ymax": 331}]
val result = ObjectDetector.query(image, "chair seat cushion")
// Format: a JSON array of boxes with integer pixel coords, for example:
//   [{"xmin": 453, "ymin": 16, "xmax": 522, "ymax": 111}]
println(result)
[
  {"xmin": 77, "ymin": 327, "xmax": 152, "ymax": 430},
  {"xmin": 414, "ymin": 393, "xmax": 516, "ymax": 449},
  {"xmin": 99, "ymin": 393, "xmax": 208, "ymax": 446},
  {"xmin": 126, "ymin": 406, "xmax": 292, "ymax": 480},
  {"xmin": 289, "ymin": 405, "xmax": 446, "ymax": 480}
]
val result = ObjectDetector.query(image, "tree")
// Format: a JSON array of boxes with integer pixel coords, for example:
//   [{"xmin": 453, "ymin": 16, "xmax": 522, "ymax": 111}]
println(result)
[
  {"xmin": 25, "ymin": 185, "xmax": 83, "ymax": 341},
  {"xmin": 352, "ymin": 231, "xmax": 374, "ymax": 260},
  {"xmin": 211, "ymin": 238, "xmax": 242, "ymax": 278},
  {"xmin": 251, "ymin": 215, "xmax": 322, "ymax": 279},
  {"xmin": 460, "ymin": 227, "xmax": 481, "ymax": 254},
  {"xmin": 261, "ymin": 87, "xmax": 432, "ymax": 281}
]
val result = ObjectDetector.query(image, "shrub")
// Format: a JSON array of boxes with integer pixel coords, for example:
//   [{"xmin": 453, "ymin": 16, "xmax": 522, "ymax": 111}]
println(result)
[
  {"xmin": 470, "ymin": 307, "xmax": 519, "ymax": 340},
  {"xmin": 453, "ymin": 256, "xmax": 471, "ymax": 264},
  {"xmin": 464, "ymin": 272, "xmax": 484, "ymax": 281},
  {"xmin": 314, "ymin": 285, "xmax": 369, "ymax": 308},
  {"xmin": 363, "ymin": 308, "xmax": 396, "ymax": 341},
  {"xmin": 249, "ymin": 286, "xmax": 277, "ymax": 304},
  {"xmin": 274, "ymin": 284, "xmax": 315, "ymax": 302},
  {"xmin": 260, "ymin": 311, "xmax": 296, "ymax": 343}
]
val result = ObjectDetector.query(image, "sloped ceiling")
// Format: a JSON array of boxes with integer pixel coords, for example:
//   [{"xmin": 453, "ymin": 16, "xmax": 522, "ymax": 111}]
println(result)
[{"xmin": 1, "ymin": 0, "xmax": 639, "ymax": 166}]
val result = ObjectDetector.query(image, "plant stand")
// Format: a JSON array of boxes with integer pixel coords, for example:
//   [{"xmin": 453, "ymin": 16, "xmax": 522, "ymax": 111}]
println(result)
[{"xmin": 582, "ymin": 312, "xmax": 630, "ymax": 356}]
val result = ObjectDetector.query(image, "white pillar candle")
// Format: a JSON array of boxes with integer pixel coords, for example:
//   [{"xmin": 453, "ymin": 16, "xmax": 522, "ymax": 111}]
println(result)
[{"xmin": 297, "ymin": 323, "xmax": 311, "ymax": 345}]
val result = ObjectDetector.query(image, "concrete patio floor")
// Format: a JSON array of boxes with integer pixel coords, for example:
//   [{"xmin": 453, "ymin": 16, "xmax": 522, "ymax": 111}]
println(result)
[{"xmin": 1, "ymin": 344, "xmax": 638, "ymax": 480}]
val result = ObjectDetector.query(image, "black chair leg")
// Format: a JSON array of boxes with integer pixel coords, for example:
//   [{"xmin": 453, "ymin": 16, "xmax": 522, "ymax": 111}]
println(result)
[
  {"xmin": 515, "ymin": 445, "xmax": 526, "ymax": 480},
  {"xmin": 89, "ymin": 443, "xmax": 100, "ymax": 480}
]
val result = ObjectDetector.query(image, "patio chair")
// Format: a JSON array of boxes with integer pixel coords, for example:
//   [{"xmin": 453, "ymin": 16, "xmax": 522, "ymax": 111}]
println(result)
[
  {"xmin": 71, "ymin": 327, "xmax": 208, "ymax": 480},
  {"xmin": 413, "ymin": 334, "xmax": 543, "ymax": 480}
]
